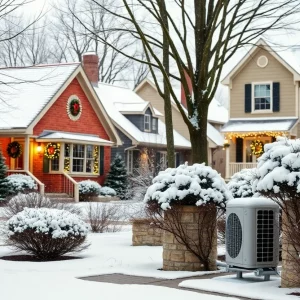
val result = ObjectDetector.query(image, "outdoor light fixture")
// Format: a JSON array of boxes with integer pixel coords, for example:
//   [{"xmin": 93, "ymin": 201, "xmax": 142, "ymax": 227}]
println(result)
[
  {"xmin": 223, "ymin": 138, "xmax": 230, "ymax": 149},
  {"xmin": 37, "ymin": 143, "xmax": 42, "ymax": 155}
]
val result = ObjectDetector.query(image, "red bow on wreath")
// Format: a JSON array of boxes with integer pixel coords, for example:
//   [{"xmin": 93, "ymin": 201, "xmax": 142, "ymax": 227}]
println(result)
[{"xmin": 73, "ymin": 102, "xmax": 79, "ymax": 113}]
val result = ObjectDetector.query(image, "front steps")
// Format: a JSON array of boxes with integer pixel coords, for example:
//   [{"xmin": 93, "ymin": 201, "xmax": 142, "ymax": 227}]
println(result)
[{"xmin": 45, "ymin": 193, "xmax": 74, "ymax": 202}]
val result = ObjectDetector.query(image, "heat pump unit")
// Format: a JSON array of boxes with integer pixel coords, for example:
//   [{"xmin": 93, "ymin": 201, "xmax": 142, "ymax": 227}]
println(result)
[{"xmin": 226, "ymin": 197, "xmax": 279, "ymax": 269}]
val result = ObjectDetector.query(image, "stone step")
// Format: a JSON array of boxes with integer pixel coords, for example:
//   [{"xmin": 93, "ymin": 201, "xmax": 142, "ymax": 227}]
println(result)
[{"xmin": 45, "ymin": 193, "xmax": 74, "ymax": 202}]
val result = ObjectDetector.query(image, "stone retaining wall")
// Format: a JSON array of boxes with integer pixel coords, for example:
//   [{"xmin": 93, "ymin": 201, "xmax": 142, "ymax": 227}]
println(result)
[
  {"xmin": 163, "ymin": 205, "xmax": 217, "ymax": 271},
  {"xmin": 132, "ymin": 219, "xmax": 162, "ymax": 246}
]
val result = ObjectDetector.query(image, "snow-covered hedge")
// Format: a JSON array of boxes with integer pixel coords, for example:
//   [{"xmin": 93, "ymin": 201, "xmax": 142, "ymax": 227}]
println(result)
[
  {"xmin": 6, "ymin": 174, "xmax": 37, "ymax": 196},
  {"xmin": 144, "ymin": 163, "xmax": 232, "ymax": 210},
  {"xmin": 7, "ymin": 208, "xmax": 90, "ymax": 260},
  {"xmin": 78, "ymin": 180, "xmax": 101, "ymax": 201},
  {"xmin": 254, "ymin": 137, "xmax": 300, "ymax": 196},
  {"xmin": 227, "ymin": 168, "xmax": 258, "ymax": 198},
  {"xmin": 99, "ymin": 186, "xmax": 117, "ymax": 196}
]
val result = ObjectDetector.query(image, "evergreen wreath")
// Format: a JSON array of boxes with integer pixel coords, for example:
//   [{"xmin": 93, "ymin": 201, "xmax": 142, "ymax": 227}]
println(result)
[
  {"xmin": 69, "ymin": 99, "xmax": 81, "ymax": 116},
  {"xmin": 250, "ymin": 139, "xmax": 264, "ymax": 157},
  {"xmin": 7, "ymin": 141, "xmax": 22, "ymax": 159},
  {"xmin": 44, "ymin": 143, "xmax": 60, "ymax": 159}
]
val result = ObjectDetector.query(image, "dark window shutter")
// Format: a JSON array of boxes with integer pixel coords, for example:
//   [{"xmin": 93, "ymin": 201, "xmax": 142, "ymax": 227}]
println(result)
[
  {"xmin": 176, "ymin": 153, "xmax": 180, "ymax": 167},
  {"xmin": 155, "ymin": 152, "xmax": 161, "ymax": 174},
  {"xmin": 245, "ymin": 84, "xmax": 252, "ymax": 113},
  {"xmin": 43, "ymin": 156, "xmax": 49, "ymax": 173},
  {"xmin": 273, "ymin": 82, "xmax": 280, "ymax": 112},
  {"xmin": 100, "ymin": 146, "xmax": 104, "ymax": 175},
  {"xmin": 236, "ymin": 138, "xmax": 243, "ymax": 163}
]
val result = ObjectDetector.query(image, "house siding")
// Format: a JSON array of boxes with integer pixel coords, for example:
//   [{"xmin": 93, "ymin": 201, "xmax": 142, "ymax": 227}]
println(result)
[
  {"xmin": 111, "ymin": 128, "xmax": 133, "ymax": 162},
  {"xmin": 230, "ymin": 48, "xmax": 296, "ymax": 118}
]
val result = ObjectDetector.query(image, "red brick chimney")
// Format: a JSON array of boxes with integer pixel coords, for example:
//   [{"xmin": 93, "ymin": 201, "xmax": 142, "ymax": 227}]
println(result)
[
  {"xmin": 180, "ymin": 69, "xmax": 192, "ymax": 109},
  {"xmin": 82, "ymin": 52, "xmax": 99, "ymax": 86}
]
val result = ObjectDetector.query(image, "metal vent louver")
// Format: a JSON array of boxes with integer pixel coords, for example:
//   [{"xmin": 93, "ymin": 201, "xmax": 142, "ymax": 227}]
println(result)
[
  {"xmin": 257, "ymin": 210, "xmax": 274, "ymax": 262},
  {"xmin": 226, "ymin": 213, "xmax": 242, "ymax": 258}
]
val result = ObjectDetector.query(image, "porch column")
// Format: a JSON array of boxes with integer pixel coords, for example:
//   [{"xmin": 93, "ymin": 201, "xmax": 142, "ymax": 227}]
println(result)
[
  {"xmin": 24, "ymin": 135, "xmax": 30, "ymax": 171},
  {"xmin": 225, "ymin": 147, "xmax": 230, "ymax": 180}
]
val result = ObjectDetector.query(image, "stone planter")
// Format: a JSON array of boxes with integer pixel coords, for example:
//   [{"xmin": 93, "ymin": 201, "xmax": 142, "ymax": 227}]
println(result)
[
  {"xmin": 163, "ymin": 205, "xmax": 217, "ymax": 271},
  {"xmin": 281, "ymin": 201, "xmax": 300, "ymax": 288},
  {"xmin": 132, "ymin": 218, "xmax": 162, "ymax": 246}
]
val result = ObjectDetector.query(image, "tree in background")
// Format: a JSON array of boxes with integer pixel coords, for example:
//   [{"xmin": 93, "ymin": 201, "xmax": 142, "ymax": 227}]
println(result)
[
  {"xmin": 77, "ymin": 0, "xmax": 300, "ymax": 163},
  {"xmin": 0, "ymin": 152, "xmax": 8, "ymax": 200},
  {"xmin": 105, "ymin": 154, "xmax": 128, "ymax": 200}
]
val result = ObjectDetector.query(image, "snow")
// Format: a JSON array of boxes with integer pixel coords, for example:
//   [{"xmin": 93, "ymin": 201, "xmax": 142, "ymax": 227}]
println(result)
[
  {"xmin": 0, "ymin": 64, "xmax": 79, "ymax": 129},
  {"xmin": 78, "ymin": 180, "xmax": 102, "ymax": 195},
  {"xmin": 222, "ymin": 118, "xmax": 297, "ymax": 133},
  {"xmin": 6, "ymin": 174, "xmax": 37, "ymax": 192},
  {"xmin": 144, "ymin": 163, "xmax": 232, "ymax": 210},
  {"xmin": 37, "ymin": 130, "xmax": 113, "ymax": 145},
  {"xmin": 7, "ymin": 208, "xmax": 89, "ymax": 238},
  {"xmin": 94, "ymin": 83, "xmax": 191, "ymax": 148},
  {"xmin": 179, "ymin": 273, "xmax": 298, "ymax": 300},
  {"xmin": 0, "ymin": 231, "xmax": 237, "ymax": 300},
  {"xmin": 99, "ymin": 186, "xmax": 117, "ymax": 196},
  {"xmin": 207, "ymin": 123, "xmax": 224, "ymax": 146},
  {"xmin": 208, "ymin": 98, "xmax": 228, "ymax": 124}
]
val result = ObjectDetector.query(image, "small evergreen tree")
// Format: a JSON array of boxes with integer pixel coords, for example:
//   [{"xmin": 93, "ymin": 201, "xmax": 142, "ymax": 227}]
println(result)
[
  {"xmin": 0, "ymin": 151, "xmax": 8, "ymax": 200},
  {"xmin": 105, "ymin": 154, "xmax": 128, "ymax": 199}
]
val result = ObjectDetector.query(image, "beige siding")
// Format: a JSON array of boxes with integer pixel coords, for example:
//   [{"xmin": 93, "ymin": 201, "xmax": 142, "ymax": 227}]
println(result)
[
  {"xmin": 136, "ymin": 84, "xmax": 191, "ymax": 140},
  {"xmin": 230, "ymin": 48, "xmax": 296, "ymax": 118}
]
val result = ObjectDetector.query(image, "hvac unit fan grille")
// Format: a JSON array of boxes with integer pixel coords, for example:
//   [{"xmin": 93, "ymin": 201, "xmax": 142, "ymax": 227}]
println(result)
[
  {"xmin": 226, "ymin": 213, "xmax": 242, "ymax": 258},
  {"xmin": 257, "ymin": 210, "xmax": 274, "ymax": 262}
]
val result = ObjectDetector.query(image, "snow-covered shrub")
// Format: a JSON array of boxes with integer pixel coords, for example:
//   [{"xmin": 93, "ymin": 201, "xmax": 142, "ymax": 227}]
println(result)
[
  {"xmin": 6, "ymin": 174, "xmax": 37, "ymax": 196},
  {"xmin": 6, "ymin": 208, "xmax": 90, "ymax": 260},
  {"xmin": 144, "ymin": 163, "xmax": 232, "ymax": 210},
  {"xmin": 78, "ymin": 180, "xmax": 101, "ymax": 201},
  {"xmin": 99, "ymin": 186, "xmax": 117, "ymax": 197},
  {"xmin": 227, "ymin": 168, "xmax": 258, "ymax": 198}
]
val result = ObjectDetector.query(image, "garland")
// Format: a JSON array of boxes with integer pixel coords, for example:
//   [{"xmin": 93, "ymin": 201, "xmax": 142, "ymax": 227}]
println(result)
[
  {"xmin": 44, "ymin": 143, "xmax": 60, "ymax": 159},
  {"xmin": 250, "ymin": 140, "xmax": 264, "ymax": 157},
  {"xmin": 7, "ymin": 141, "xmax": 22, "ymax": 158}
]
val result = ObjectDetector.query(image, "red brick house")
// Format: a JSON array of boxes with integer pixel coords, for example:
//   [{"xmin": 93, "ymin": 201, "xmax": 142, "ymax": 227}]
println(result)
[{"xmin": 0, "ymin": 55, "xmax": 121, "ymax": 201}]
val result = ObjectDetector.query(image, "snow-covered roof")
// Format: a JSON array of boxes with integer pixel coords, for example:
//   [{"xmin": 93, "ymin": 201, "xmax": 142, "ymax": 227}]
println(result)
[
  {"xmin": 0, "ymin": 63, "xmax": 80, "ymax": 129},
  {"xmin": 114, "ymin": 102, "xmax": 163, "ymax": 117},
  {"xmin": 36, "ymin": 130, "xmax": 113, "ymax": 145},
  {"xmin": 208, "ymin": 98, "xmax": 228, "ymax": 124},
  {"xmin": 207, "ymin": 123, "xmax": 224, "ymax": 146},
  {"xmin": 222, "ymin": 118, "xmax": 298, "ymax": 133},
  {"xmin": 94, "ymin": 83, "xmax": 191, "ymax": 148}
]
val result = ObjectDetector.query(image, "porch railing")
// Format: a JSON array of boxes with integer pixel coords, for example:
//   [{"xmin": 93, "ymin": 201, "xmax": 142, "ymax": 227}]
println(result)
[
  {"xmin": 7, "ymin": 170, "xmax": 45, "ymax": 195},
  {"xmin": 229, "ymin": 163, "xmax": 257, "ymax": 178},
  {"xmin": 62, "ymin": 172, "xmax": 79, "ymax": 202}
]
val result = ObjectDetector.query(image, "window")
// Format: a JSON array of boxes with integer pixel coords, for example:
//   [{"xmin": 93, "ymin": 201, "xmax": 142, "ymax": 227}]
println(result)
[
  {"xmin": 50, "ymin": 157, "xmax": 59, "ymax": 171},
  {"xmin": 160, "ymin": 152, "xmax": 167, "ymax": 169},
  {"xmin": 127, "ymin": 150, "xmax": 133, "ymax": 173},
  {"xmin": 63, "ymin": 143, "xmax": 100, "ymax": 174},
  {"xmin": 144, "ymin": 114, "xmax": 150, "ymax": 131},
  {"xmin": 253, "ymin": 83, "xmax": 271, "ymax": 111},
  {"xmin": 152, "ymin": 118, "xmax": 157, "ymax": 131}
]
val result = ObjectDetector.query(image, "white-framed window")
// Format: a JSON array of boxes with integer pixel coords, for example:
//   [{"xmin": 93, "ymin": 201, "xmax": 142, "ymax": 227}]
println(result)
[
  {"xmin": 127, "ymin": 150, "xmax": 133, "ymax": 173},
  {"xmin": 252, "ymin": 83, "xmax": 272, "ymax": 112},
  {"xmin": 160, "ymin": 152, "xmax": 167, "ymax": 169},
  {"xmin": 63, "ymin": 143, "xmax": 100, "ymax": 174},
  {"xmin": 50, "ymin": 157, "xmax": 59, "ymax": 172},
  {"xmin": 144, "ymin": 114, "xmax": 150, "ymax": 131},
  {"xmin": 152, "ymin": 118, "xmax": 157, "ymax": 131}
]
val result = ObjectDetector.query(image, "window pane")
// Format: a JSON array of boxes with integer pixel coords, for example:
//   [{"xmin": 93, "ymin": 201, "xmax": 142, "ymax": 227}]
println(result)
[
  {"xmin": 51, "ymin": 158, "xmax": 59, "ymax": 171},
  {"xmin": 72, "ymin": 159, "xmax": 83, "ymax": 172},
  {"xmin": 65, "ymin": 144, "xmax": 70, "ymax": 157},
  {"xmin": 86, "ymin": 145, "xmax": 93, "ymax": 158},
  {"xmin": 86, "ymin": 160, "xmax": 93, "ymax": 173},
  {"xmin": 73, "ymin": 144, "xmax": 84, "ymax": 158}
]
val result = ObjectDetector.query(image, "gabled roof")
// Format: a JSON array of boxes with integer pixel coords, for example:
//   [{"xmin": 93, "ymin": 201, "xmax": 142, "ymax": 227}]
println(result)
[
  {"xmin": 222, "ymin": 38, "xmax": 300, "ymax": 86},
  {"xmin": 94, "ymin": 82, "xmax": 191, "ymax": 148},
  {"xmin": 114, "ymin": 102, "xmax": 163, "ymax": 117},
  {"xmin": 0, "ymin": 63, "xmax": 121, "ymax": 145}
]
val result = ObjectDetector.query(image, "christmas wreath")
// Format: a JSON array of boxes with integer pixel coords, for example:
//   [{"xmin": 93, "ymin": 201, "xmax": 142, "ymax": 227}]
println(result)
[
  {"xmin": 250, "ymin": 140, "xmax": 264, "ymax": 157},
  {"xmin": 7, "ymin": 141, "xmax": 22, "ymax": 158},
  {"xmin": 69, "ymin": 99, "xmax": 81, "ymax": 116},
  {"xmin": 44, "ymin": 143, "xmax": 60, "ymax": 159}
]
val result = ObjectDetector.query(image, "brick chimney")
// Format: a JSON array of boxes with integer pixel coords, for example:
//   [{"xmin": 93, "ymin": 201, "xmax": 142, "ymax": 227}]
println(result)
[
  {"xmin": 82, "ymin": 52, "xmax": 99, "ymax": 86},
  {"xmin": 180, "ymin": 69, "xmax": 193, "ymax": 109}
]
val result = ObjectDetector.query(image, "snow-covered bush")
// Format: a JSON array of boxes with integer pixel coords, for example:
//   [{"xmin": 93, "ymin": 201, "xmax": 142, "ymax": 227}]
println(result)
[
  {"xmin": 227, "ymin": 168, "xmax": 258, "ymax": 198},
  {"xmin": 6, "ymin": 208, "xmax": 90, "ymax": 260},
  {"xmin": 78, "ymin": 180, "xmax": 101, "ymax": 201},
  {"xmin": 99, "ymin": 186, "xmax": 117, "ymax": 197},
  {"xmin": 6, "ymin": 174, "xmax": 37, "ymax": 196},
  {"xmin": 144, "ymin": 163, "xmax": 232, "ymax": 210}
]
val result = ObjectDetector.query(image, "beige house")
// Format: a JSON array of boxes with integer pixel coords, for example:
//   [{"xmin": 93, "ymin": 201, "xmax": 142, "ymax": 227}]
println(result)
[
  {"xmin": 222, "ymin": 38, "xmax": 300, "ymax": 179},
  {"xmin": 135, "ymin": 79, "xmax": 228, "ymax": 177}
]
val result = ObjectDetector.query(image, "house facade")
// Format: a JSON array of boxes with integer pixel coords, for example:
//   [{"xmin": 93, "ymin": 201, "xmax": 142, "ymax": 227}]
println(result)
[
  {"xmin": 135, "ymin": 79, "xmax": 228, "ymax": 177},
  {"xmin": 0, "ymin": 57, "xmax": 121, "ymax": 201},
  {"xmin": 222, "ymin": 39, "xmax": 300, "ymax": 179}
]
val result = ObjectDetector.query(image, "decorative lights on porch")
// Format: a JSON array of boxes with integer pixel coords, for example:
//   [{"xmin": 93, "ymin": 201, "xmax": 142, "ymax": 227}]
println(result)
[{"xmin": 225, "ymin": 131, "xmax": 287, "ymax": 139}]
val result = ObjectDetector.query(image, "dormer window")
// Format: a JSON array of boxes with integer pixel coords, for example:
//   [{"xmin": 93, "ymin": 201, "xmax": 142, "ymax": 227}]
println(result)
[
  {"xmin": 144, "ymin": 114, "xmax": 150, "ymax": 131},
  {"xmin": 152, "ymin": 118, "xmax": 157, "ymax": 131}
]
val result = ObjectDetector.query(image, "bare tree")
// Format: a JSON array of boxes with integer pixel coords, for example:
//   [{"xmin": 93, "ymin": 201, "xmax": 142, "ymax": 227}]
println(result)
[{"xmin": 75, "ymin": 0, "xmax": 300, "ymax": 163}]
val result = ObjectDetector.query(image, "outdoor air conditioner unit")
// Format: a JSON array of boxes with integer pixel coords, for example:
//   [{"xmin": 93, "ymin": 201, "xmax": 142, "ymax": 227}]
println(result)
[{"xmin": 226, "ymin": 197, "xmax": 279, "ymax": 269}]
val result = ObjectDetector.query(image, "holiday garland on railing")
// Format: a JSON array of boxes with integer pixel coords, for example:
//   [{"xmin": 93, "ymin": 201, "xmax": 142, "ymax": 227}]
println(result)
[
  {"xmin": 7, "ymin": 141, "xmax": 22, "ymax": 158},
  {"xmin": 44, "ymin": 143, "xmax": 60, "ymax": 159},
  {"xmin": 250, "ymin": 140, "xmax": 264, "ymax": 157}
]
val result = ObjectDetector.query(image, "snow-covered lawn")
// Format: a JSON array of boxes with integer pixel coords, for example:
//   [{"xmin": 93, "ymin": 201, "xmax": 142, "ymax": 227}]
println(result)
[{"xmin": 0, "ymin": 230, "xmax": 237, "ymax": 300}]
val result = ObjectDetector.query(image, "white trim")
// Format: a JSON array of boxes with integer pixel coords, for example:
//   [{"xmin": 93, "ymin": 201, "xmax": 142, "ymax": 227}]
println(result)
[
  {"xmin": 228, "ymin": 117, "xmax": 298, "ymax": 121},
  {"xmin": 251, "ymin": 82, "xmax": 273, "ymax": 114},
  {"xmin": 257, "ymin": 55, "xmax": 268, "ymax": 68},
  {"xmin": 144, "ymin": 114, "xmax": 151, "ymax": 132}
]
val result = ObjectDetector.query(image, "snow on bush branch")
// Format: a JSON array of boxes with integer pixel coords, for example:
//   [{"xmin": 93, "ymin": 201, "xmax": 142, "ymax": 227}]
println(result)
[
  {"xmin": 6, "ymin": 174, "xmax": 37, "ymax": 195},
  {"xmin": 254, "ymin": 137, "xmax": 300, "ymax": 195},
  {"xmin": 8, "ymin": 208, "xmax": 90, "ymax": 238},
  {"xmin": 144, "ymin": 163, "xmax": 232, "ymax": 210}
]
